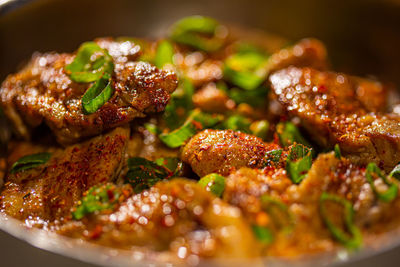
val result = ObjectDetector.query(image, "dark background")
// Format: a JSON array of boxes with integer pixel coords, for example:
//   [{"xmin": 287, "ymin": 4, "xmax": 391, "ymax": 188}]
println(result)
[{"xmin": 1, "ymin": 0, "xmax": 400, "ymax": 266}]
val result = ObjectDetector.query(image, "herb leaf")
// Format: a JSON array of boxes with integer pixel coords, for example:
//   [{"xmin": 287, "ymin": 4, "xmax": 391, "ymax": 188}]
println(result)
[
  {"xmin": 72, "ymin": 183, "xmax": 122, "ymax": 220},
  {"xmin": 389, "ymin": 162, "xmax": 400, "ymax": 180},
  {"xmin": 126, "ymin": 157, "xmax": 173, "ymax": 193},
  {"xmin": 319, "ymin": 192, "xmax": 362, "ymax": 250},
  {"xmin": 170, "ymin": 16, "xmax": 223, "ymax": 52},
  {"xmin": 265, "ymin": 149, "xmax": 283, "ymax": 164},
  {"xmin": 198, "ymin": 173, "xmax": 226, "ymax": 197},
  {"xmin": 286, "ymin": 144, "xmax": 312, "ymax": 184},
  {"xmin": 334, "ymin": 144, "xmax": 342, "ymax": 159},
  {"xmin": 10, "ymin": 152, "xmax": 52, "ymax": 174},
  {"xmin": 81, "ymin": 75, "xmax": 114, "ymax": 114},
  {"xmin": 276, "ymin": 122, "xmax": 312, "ymax": 148},
  {"xmin": 221, "ymin": 114, "xmax": 251, "ymax": 133},
  {"xmin": 252, "ymin": 225, "xmax": 274, "ymax": 244},
  {"xmin": 365, "ymin": 163, "xmax": 398, "ymax": 202},
  {"xmin": 155, "ymin": 40, "xmax": 174, "ymax": 68}
]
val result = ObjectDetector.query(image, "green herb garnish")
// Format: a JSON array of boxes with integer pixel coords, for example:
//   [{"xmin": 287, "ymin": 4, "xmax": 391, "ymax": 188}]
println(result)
[
  {"xmin": 365, "ymin": 163, "xmax": 398, "ymax": 202},
  {"xmin": 126, "ymin": 157, "xmax": 174, "ymax": 193},
  {"xmin": 276, "ymin": 122, "xmax": 312, "ymax": 148},
  {"xmin": 319, "ymin": 192, "xmax": 362, "ymax": 249},
  {"xmin": 265, "ymin": 149, "xmax": 283, "ymax": 164},
  {"xmin": 389, "ymin": 163, "xmax": 400, "ymax": 180},
  {"xmin": 81, "ymin": 74, "xmax": 114, "ymax": 114},
  {"xmin": 334, "ymin": 144, "xmax": 342, "ymax": 159},
  {"xmin": 198, "ymin": 173, "xmax": 226, "ymax": 197},
  {"xmin": 250, "ymin": 120, "xmax": 269, "ymax": 139},
  {"xmin": 155, "ymin": 40, "xmax": 174, "ymax": 68},
  {"xmin": 170, "ymin": 16, "xmax": 224, "ymax": 52},
  {"xmin": 159, "ymin": 109, "xmax": 223, "ymax": 148},
  {"xmin": 251, "ymin": 225, "xmax": 274, "ymax": 244},
  {"xmin": 65, "ymin": 42, "xmax": 113, "ymax": 83},
  {"xmin": 10, "ymin": 152, "xmax": 52, "ymax": 174},
  {"xmin": 72, "ymin": 183, "xmax": 121, "ymax": 220},
  {"xmin": 221, "ymin": 114, "xmax": 251, "ymax": 133},
  {"xmin": 228, "ymin": 86, "xmax": 269, "ymax": 107},
  {"xmin": 286, "ymin": 144, "xmax": 312, "ymax": 184}
]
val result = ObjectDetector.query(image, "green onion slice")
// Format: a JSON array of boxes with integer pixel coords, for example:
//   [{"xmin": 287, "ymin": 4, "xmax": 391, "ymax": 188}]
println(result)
[
  {"xmin": 221, "ymin": 114, "xmax": 252, "ymax": 133},
  {"xmin": 389, "ymin": 163, "xmax": 400, "ymax": 180},
  {"xmin": 170, "ymin": 15, "xmax": 224, "ymax": 52},
  {"xmin": 65, "ymin": 42, "xmax": 114, "ymax": 83},
  {"xmin": 286, "ymin": 144, "xmax": 312, "ymax": 184},
  {"xmin": 251, "ymin": 225, "xmax": 274, "ymax": 244},
  {"xmin": 250, "ymin": 120, "xmax": 269, "ymax": 139},
  {"xmin": 319, "ymin": 192, "xmax": 362, "ymax": 249},
  {"xmin": 126, "ymin": 157, "xmax": 173, "ymax": 193},
  {"xmin": 198, "ymin": 173, "xmax": 226, "ymax": 197},
  {"xmin": 228, "ymin": 86, "xmax": 269, "ymax": 107},
  {"xmin": 265, "ymin": 149, "xmax": 283, "ymax": 165},
  {"xmin": 10, "ymin": 152, "xmax": 52, "ymax": 174},
  {"xmin": 365, "ymin": 163, "xmax": 398, "ymax": 202},
  {"xmin": 155, "ymin": 40, "xmax": 174, "ymax": 68},
  {"xmin": 72, "ymin": 183, "xmax": 122, "ymax": 220},
  {"xmin": 160, "ymin": 109, "xmax": 223, "ymax": 148},
  {"xmin": 334, "ymin": 144, "xmax": 342, "ymax": 159},
  {"xmin": 81, "ymin": 75, "xmax": 115, "ymax": 114},
  {"xmin": 276, "ymin": 122, "xmax": 312, "ymax": 148},
  {"xmin": 155, "ymin": 157, "xmax": 180, "ymax": 173},
  {"xmin": 224, "ymin": 50, "xmax": 268, "ymax": 90},
  {"xmin": 261, "ymin": 195, "xmax": 293, "ymax": 231}
]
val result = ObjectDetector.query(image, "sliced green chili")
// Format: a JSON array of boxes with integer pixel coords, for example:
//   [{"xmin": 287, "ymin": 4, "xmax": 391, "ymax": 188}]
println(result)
[
  {"xmin": 319, "ymin": 192, "xmax": 362, "ymax": 249},
  {"xmin": 365, "ymin": 163, "xmax": 398, "ymax": 202},
  {"xmin": 260, "ymin": 195, "xmax": 293, "ymax": 231},
  {"xmin": 228, "ymin": 86, "xmax": 269, "ymax": 107},
  {"xmin": 389, "ymin": 163, "xmax": 400, "ymax": 180},
  {"xmin": 10, "ymin": 152, "xmax": 52, "ymax": 174},
  {"xmin": 251, "ymin": 225, "xmax": 274, "ymax": 244},
  {"xmin": 250, "ymin": 120, "xmax": 269, "ymax": 139},
  {"xmin": 198, "ymin": 173, "xmax": 226, "ymax": 197},
  {"xmin": 81, "ymin": 75, "xmax": 114, "ymax": 114},
  {"xmin": 221, "ymin": 114, "xmax": 252, "ymax": 133},
  {"xmin": 334, "ymin": 144, "xmax": 342, "ymax": 159},
  {"xmin": 265, "ymin": 149, "xmax": 283, "ymax": 165},
  {"xmin": 276, "ymin": 121, "xmax": 312, "ymax": 148}
]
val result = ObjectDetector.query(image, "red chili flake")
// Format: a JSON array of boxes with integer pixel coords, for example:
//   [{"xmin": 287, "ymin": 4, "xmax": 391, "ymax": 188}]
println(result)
[
  {"xmin": 88, "ymin": 225, "xmax": 103, "ymax": 239},
  {"xmin": 318, "ymin": 85, "xmax": 327, "ymax": 93}
]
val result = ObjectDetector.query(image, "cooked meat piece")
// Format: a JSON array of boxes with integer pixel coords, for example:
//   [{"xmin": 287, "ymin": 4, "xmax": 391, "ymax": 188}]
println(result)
[
  {"xmin": 180, "ymin": 129, "xmax": 280, "ymax": 177},
  {"xmin": 192, "ymin": 83, "xmax": 234, "ymax": 113},
  {"xmin": 267, "ymin": 38, "xmax": 329, "ymax": 73},
  {"xmin": 0, "ymin": 38, "xmax": 177, "ymax": 145},
  {"xmin": 269, "ymin": 66, "xmax": 400, "ymax": 170},
  {"xmin": 59, "ymin": 179, "xmax": 260, "ymax": 260},
  {"xmin": 0, "ymin": 127, "xmax": 129, "ymax": 226}
]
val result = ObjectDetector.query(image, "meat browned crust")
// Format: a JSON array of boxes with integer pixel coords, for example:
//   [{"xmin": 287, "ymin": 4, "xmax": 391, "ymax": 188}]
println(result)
[
  {"xmin": 269, "ymin": 66, "xmax": 400, "ymax": 170},
  {"xmin": 0, "ymin": 127, "xmax": 129, "ymax": 226},
  {"xmin": 0, "ymin": 38, "xmax": 177, "ymax": 145}
]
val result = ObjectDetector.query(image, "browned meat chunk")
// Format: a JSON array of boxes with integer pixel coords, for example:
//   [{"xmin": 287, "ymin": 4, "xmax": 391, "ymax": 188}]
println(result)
[
  {"xmin": 269, "ymin": 66, "xmax": 400, "ymax": 170},
  {"xmin": 59, "ymin": 179, "xmax": 259, "ymax": 260},
  {"xmin": 0, "ymin": 127, "xmax": 129, "ymax": 226},
  {"xmin": 192, "ymin": 83, "xmax": 234, "ymax": 113},
  {"xmin": 180, "ymin": 129, "xmax": 280, "ymax": 177},
  {"xmin": 0, "ymin": 38, "xmax": 177, "ymax": 145}
]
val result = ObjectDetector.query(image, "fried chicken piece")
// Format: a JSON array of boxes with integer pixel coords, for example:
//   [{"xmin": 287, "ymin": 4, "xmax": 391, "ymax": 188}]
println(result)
[
  {"xmin": 59, "ymin": 179, "xmax": 260, "ymax": 260},
  {"xmin": 180, "ymin": 129, "xmax": 280, "ymax": 177},
  {"xmin": 192, "ymin": 83, "xmax": 234, "ymax": 113},
  {"xmin": 269, "ymin": 66, "xmax": 400, "ymax": 170},
  {"xmin": 0, "ymin": 127, "xmax": 129, "ymax": 226},
  {"xmin": 0, "ymin": 38, "xmax": 177, "ymax": 145}
]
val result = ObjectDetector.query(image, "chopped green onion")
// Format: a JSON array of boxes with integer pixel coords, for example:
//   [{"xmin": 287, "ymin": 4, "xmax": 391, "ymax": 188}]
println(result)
[
  {"xmin": 144, "ymin": 123, "xmax": 160, "ymax": 135},
  {"xmin": 250, "ymin": 120, "xmax": 269, "ymax": 139},
  {"xmin": 389, "ymin": 163, "xmax": 400, "ymax": 180},
  {"xmin": 170, "ymin": 16, "xmax": 224, "ymax": 52},
  {"xmin": 160, "ymin": 109, "xmax": 223, "ymax": 148},
  {"xmin": 126, "ymin": 157, "xmax": 173, "ymax": 193},
  {"xmin": 155, "ymin": 157, "xmax": 180, "ymax": 173},
  {"xmin": 276, "ymin": 122, "xmax": 312, "ymax": 148},
  {"xmin": 265, "ymin": 149, "xmax": 283, "ymax": 164},
  {"xmin": 228, "ymin": 86, "xmax": 268, "ymax": 107},
  {"xmin": 334, "ymin": 144, "xmax": 342, "ymax": 159},
  {"xmin": 65, "ymin": 42, "xmax": 113, "ymax": 83},
  {"xmin": 10, "ymin": 152, "xmax": 52, "ymax": 174},
  {"xmin": 365, "ymin": 163, "xmax": 398, "ymax": 202},
  {"xmin": 251, "ymin": 225, "xmax": 274, "ymax": 244},
  {"xmin": 319, "ymin": 192, "xmax": 362, "ymax": 249},
  {"xmin": 260, "ymin": 195, "xmax": 293, "ymax": 231},
  {"xmin": 286, "ymin": 144, "xmax": 312, "ymax": 184},
  {"xmin": 155, "ymin": 40, "xmax": 174, "ymax": 68},
  {"xmin": 72, "ymin": 183, "xmax": 122, "ymax": 220},
  {"xmin": 224, "ymin": 50, "xmax": 268, "ymax": 90},
  {"xmin": 222, "ymin": 114, "xmax": 252, "ymax": 133},
  {"xmin": 198, "ymin": 173, "xmax": 226, "ymax": 197},
  {"xmin": 81, "ymin": 75, "xmax": 114, "ymax": 114}
]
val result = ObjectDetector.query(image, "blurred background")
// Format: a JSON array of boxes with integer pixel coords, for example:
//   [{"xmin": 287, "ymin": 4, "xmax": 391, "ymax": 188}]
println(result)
[{"xmin": 1, "ymin": 0, "xmax": 400, "ymax": 266}]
